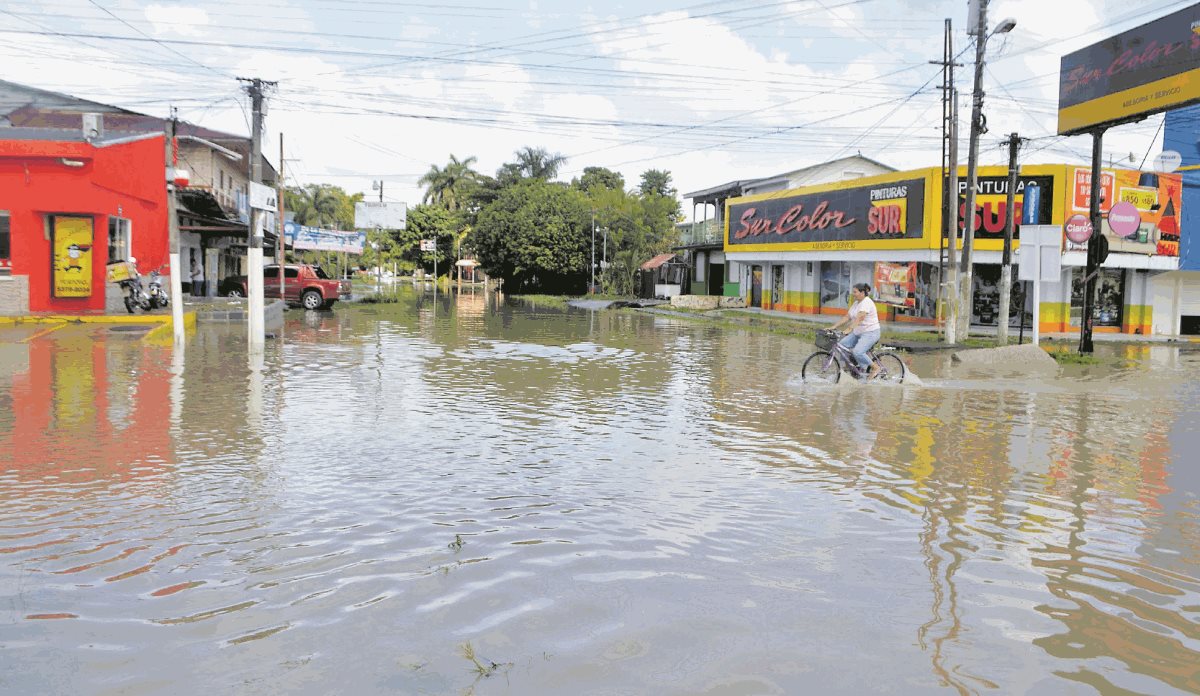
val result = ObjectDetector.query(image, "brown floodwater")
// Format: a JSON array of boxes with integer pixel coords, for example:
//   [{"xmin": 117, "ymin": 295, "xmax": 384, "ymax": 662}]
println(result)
[{"xmin": 1, "ymin": 287, "xmax": 1198, "ymax": 695}]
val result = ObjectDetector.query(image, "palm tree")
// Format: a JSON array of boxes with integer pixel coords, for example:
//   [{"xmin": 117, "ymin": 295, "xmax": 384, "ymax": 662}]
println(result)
[
  {"xmin": 288, "ymin": 184, "xmax": 341, "ymax": 227},
  {"xmin": 514, "ymin": 146, "xmax": 566, "ymax": 180},
  {"xmin": 419, "ymin": 154, "xmax": 479, "ymax": 212}
]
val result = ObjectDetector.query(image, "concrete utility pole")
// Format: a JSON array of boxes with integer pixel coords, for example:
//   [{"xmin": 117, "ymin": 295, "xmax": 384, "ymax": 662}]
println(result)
[
  {"xmin": 997, "ymin": 132, "xmax": 1025, "ymax": 345},
  {"xmin": 591, "ymin": 210, "xmax": 596, "ymax": 295},
  {"xmin": 278, "ymin": 133, "xmax": 286, "ymax": 300},
  {"xmin": 239, "ymin": 77, "xmax": 274, "ymax": 348},
  {"xmin": 957, "ymin": 0, "xmax": 990, "ymax": 341},
  {"xmin": 165, "ymin": 112, "xmax": 185, "ymax": 344},
  {"xmin": 930, "ymin": 17, "xmax": 961, "ymax": 345},
  {"xmin": 958, "ymin": 1, "xmax": 1016, "ymax": 340}
]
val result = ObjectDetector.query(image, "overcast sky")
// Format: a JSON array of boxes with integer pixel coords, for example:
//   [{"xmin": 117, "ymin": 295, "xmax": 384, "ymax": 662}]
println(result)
[{"xmin": 0, "ymin": 0, "xmax": 1185, "ymax": 219}]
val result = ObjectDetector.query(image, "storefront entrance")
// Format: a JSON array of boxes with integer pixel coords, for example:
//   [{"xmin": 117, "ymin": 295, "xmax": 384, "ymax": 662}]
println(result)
[
  {"xmin": 1071, "ymin": 268, "xmax": 1125, "ymax": 329},
  {"xmin": 972, "ymin": 264, "xmax": 1027, "ymax": 327},
  {"xmin": 751, "ymin": 265, "xmax": 763, "ymax": 307}
]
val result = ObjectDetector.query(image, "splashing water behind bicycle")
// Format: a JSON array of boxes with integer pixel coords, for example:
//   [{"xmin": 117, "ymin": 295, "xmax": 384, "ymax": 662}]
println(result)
[{"xmin": 802, "ymin": 329, "xmax": 906, "ymax": 384}]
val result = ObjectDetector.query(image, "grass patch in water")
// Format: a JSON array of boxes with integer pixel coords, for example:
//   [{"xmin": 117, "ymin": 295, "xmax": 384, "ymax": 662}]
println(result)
[
  {"xmin": 357, "ymin": 294, "xmax": 404, "ymax": 304},
  {"xmin": 459, "ymin": 641, "xmax": 512, "ymax": 678},
  {"xmin": 1047, "ymin": 350, "xmax": 1103, "ymax": 365},
  {"xmin": 511, "ymin": 294, "xmax": 570, "ymax": 309}
]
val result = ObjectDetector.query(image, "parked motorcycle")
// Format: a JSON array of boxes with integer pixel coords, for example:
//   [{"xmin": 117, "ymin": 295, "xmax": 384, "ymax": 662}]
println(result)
[
  {"xmin": 146, "ymin": 267, "xmax": 170, "ymax": 309},
  {"xmin": 119, "ymin": 258, "xmax": 152, "ymax": 314}
]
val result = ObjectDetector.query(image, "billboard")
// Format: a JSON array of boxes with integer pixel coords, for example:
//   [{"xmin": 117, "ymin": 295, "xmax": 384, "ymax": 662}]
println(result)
[
  {"xmin": 956, "ymin": 171, "xmax": 1057, "ymax": 249},
  {"xmin": 354, "ymin": 201, "xmax": 407, "ymax": 229},
  {"xmin": 1058, "ymin": 3, "xmax": 1200, "ymax": 135},
  {"xmin": 1063, "ymin": 167, "xmax": 1181, "ymax": 256},
  {"xmin": 726, "ymin": 173, "xmax": 932, "ymax": 251},
  {"xmin": 283, "ymin": 222, "xmax": 366, "ymax": 254}
]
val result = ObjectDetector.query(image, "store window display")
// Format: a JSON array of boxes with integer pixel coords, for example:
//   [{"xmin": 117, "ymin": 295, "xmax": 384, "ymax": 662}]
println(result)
[{"xmin": 1070, "ymin": 268, "xmax": 1125, "ymax": 328}]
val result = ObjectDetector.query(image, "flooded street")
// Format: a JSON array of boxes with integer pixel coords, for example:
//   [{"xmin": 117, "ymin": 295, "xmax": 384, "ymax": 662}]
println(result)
[{"xmin": 2, "ymin": 288, "xmax": 1199, "ymax": 695}]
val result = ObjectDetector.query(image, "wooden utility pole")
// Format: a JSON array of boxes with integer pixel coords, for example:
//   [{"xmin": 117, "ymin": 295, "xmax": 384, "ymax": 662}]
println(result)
[
  {"xmin": 997, "ymin": 132, "xmax": 1025, "ymax": 345},
  {"xmin": 1079, "ymin": 130, "xmax": 1107, "ymax": 354}
]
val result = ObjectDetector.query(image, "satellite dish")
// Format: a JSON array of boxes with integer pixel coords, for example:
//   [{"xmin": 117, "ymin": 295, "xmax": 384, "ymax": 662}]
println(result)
[{"xmin": 1152, "ymin": 150, "xmax": 1182, "ymax": 173}]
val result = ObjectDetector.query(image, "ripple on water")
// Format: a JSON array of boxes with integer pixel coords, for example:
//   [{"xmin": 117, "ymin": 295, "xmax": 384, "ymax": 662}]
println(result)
[{"xmin": 1, "ymin": 298, "xmax": 1198, "ymax": 694}]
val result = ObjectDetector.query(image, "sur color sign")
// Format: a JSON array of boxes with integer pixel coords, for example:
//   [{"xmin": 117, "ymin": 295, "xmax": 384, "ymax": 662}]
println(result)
[{"xmin": 1058, "ymin": 3, "xmax": 1200, "ymax": 135}]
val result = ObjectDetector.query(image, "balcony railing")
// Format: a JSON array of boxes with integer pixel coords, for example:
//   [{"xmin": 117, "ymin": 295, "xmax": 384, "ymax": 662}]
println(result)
[{"xmin": 676, "ymin": 219, "xmax": 722, "ymax": 246}]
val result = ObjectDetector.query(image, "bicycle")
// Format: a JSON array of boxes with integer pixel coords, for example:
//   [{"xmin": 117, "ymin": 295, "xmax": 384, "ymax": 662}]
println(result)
[{"xmin": 801, "ymin": 329, "xmax": 906, "ymax": 384}]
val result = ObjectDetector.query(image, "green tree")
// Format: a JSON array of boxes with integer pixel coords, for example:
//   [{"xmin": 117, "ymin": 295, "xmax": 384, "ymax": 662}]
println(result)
[
  {"xmin": 470, "ymin": 179, "xmax": 590, "ymax": 293},
  {"xmin": 638, "ymin": 169, "xmax": 676, "ymax": 199},
  {"xmin": 512, "ymin": 146, "xmax": 567, "ymax": 181},
  {"xmin": 573, "ymin": 166, "xmax": 625, "ymax": 193},
  {"xmin": 418, "ymin": 154, "xmax": 480, "ymax": 212},
  {"xmin": 587, "ymin": 186, "xmax": 680, "ymax": 296},
  {"xmin": 404, "ymin": 204, "xmax": 458, "ymax": 276}
]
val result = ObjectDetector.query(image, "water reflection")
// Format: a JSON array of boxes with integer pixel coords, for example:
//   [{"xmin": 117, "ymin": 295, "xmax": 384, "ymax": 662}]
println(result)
[{"xmin": 1, "ymin": 290, "xmax": 1197, "ymax": 694}]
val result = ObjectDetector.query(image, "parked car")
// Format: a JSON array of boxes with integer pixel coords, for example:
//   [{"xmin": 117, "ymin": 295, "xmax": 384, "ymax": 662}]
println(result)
[{"xmin": 219, "ymin": 264, "xmax": 352, "ymax": 310}]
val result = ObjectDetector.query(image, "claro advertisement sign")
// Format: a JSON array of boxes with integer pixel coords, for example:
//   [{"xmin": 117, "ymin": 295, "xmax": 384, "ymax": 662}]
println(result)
[
  {"xmin": 725, "ymin": 174, "xmax": 931, "ymax": 251},
  {"xmin": 1058, "ymin": 3, "xmax": 1200, "ymax": 135}
]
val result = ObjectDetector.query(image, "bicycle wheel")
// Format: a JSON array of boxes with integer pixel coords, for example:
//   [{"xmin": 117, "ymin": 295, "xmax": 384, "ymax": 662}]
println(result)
[
  {"xmin": 873, "ymin": 352, "xmax": 905, "ymax": 383},
  {"xmin": 802, "ymin": 351, "xmax": 841, "ymax": 383}
]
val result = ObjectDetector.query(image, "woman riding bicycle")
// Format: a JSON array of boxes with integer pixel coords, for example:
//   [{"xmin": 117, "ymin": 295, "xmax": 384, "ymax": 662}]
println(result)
[{"xmin": 828, "ymin": 282, "xmax": 881, "ymax": 380}]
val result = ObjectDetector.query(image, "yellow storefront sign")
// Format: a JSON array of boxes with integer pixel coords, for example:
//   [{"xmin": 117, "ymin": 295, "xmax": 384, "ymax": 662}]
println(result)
[{"xmin": 52, "ymin": 216, "xmax": 95, "ymax": 298}]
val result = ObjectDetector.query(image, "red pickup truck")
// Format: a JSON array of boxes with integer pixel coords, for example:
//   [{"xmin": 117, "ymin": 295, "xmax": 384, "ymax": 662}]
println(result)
[{"xmin": 219, "ymin": 264, "xmax": 352, "ymax": 310}]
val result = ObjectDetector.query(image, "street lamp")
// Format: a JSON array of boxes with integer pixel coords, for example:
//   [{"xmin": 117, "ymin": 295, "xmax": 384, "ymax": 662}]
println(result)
[{"xmin": 957, "ymin": 0, "xmax": 1015, "ymax": 340}]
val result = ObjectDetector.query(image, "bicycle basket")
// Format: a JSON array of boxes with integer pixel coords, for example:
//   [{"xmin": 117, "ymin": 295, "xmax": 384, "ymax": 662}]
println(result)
[{"xmin": 814, "ymin": 330, "xmax": 838, "ymax": 351}]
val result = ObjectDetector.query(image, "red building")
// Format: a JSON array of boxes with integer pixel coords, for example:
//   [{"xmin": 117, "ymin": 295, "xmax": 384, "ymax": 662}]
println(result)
[{"xmin": 0, "ymin": 129, "xmax": 168, "ymax": 314}]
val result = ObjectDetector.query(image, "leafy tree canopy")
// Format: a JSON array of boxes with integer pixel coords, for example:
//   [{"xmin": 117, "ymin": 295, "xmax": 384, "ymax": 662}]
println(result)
[
  {"xmin": 638, "ymin": 169, "xmax": 676, "ymax": 199},
  {"xmin": 285, "ymin": 184, "xmax": 362, "ymax": 230},
  {"xmin": 470, "ymin": 179, "xmax": 590, "ymax": 293},
  {"xmin": 573, "ymin": 166, "xmax": 625, "ymax": 193}
]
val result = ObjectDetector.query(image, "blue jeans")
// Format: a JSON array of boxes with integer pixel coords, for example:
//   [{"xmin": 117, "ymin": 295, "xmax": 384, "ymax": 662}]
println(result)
[{"xmin": 839, "ymin": 329, "xmax": 880, "ymax": 372}]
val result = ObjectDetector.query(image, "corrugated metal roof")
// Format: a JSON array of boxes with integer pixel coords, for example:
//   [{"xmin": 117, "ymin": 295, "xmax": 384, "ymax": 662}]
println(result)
[{"xmin": 640, "ymin": 253, "xmax": 676, "ymax": 270}]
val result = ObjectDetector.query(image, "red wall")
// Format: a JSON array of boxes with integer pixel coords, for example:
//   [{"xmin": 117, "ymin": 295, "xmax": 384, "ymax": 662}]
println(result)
[{"xmin": 0, "ymin": 135, "xmax": 168, "ymax": 313}]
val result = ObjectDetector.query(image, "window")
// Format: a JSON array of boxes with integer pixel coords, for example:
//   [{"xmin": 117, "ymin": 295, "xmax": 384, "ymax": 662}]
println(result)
[
  {"xmin": 285, "ymin": 267, "xmax": 299, "ymax": 279},
  {"xmin": 263, "ymin": 266, "xmax": 278, "ymax": 279},
  {"xmin": 108, "ymin": 216, "xmax": 131, "ymax": 262},
  {"xmin": 219, "ymin": 170, "xmax": 225, "ymax": 189},
  {"xmin": 0, "ymin": 210, "xmax": 10, "ymax": 274}
]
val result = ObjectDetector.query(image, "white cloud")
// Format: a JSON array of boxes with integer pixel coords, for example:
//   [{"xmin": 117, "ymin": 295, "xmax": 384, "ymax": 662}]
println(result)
[{"xmin": 143, "ymin": 4, "xmax": 210, "ymax": 37}]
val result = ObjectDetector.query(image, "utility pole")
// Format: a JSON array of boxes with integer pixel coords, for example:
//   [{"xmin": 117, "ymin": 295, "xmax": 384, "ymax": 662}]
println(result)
[
  {"xmin": 997, "ymin": 132, "xmax": 1025, "ymax": 345},
  {"xmin": 1079, "ymin": 130, "xmax": 1107, "ymax": 354},
  {"xmin": 239, "ymin": 76, "xmax": 275, "ymax": 348},
  {"xmin": 165, "ymin": 110, "xmax": 185, "ymax": 344},
  {"xmin": 591, "ymin": 210, "xmax": 596, "ymax": 295},
  {"xmin": 957, "ymin": 0, "xmax": 990, "ymax": 340},
  {"xmin": 930, "ymin": 18, "xmax": 961, "ymax": 345},
  {"xmin": 277, "ymin": 133, "xmax": 286, "ymax": 300}
]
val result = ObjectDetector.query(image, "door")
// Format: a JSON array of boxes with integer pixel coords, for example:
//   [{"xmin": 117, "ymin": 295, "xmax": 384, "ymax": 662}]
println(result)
[
  {"xmin": 709, "ymin": 264, "xmax": 724, "ymax": 296},
  {"xmin": 283, "ymin": 266, "xmax": 302, "ymax": 302},
  {"xmin": 263, "ymin": 266, "xmax": 281, "ymax": 299},
  {"xmin": 751, "ymin": 265, "xmax": 763, "ymax": 307},
  {"xmin": 771, "ymin": 266, "xmax": 784, "ymax": 309}
]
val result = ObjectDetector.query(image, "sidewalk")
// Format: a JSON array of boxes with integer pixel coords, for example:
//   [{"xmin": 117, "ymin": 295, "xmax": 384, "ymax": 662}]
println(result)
[{"xmin": 715, "ymin": 307, "xmax": 1200, "ymax": 346}]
